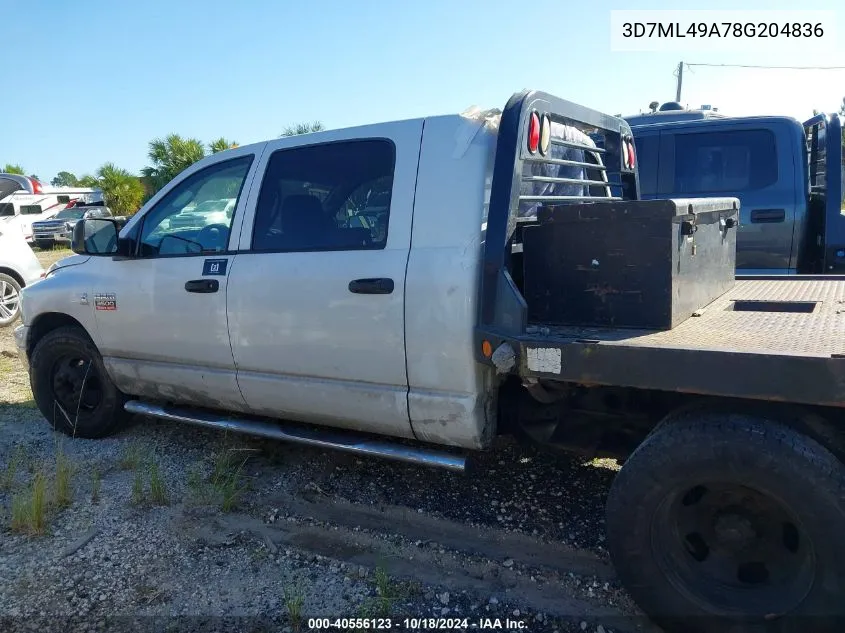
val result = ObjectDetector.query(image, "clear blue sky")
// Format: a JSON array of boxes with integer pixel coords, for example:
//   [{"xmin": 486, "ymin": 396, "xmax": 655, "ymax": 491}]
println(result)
[{"xmin": 3, "ymin": 0, "xmax": 844, "ymax": 181}]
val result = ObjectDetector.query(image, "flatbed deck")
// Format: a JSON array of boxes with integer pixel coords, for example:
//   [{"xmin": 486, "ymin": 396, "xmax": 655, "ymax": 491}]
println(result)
[{"xmin": 517, "ymin": 277, "xmax": 845, "ymax": 407}]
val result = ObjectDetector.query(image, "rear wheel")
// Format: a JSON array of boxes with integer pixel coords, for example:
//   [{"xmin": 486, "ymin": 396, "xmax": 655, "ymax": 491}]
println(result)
[
  {"xmin": 606, "ymin": 412, "xmax": 845, "ymax": 633},
  {"xmin": 0, "ymin": 273, "xmax": 22, "ymax": 327},
  {"xmin": 30, "ymin": 326, "xmax": 128, "ymax": 438}
]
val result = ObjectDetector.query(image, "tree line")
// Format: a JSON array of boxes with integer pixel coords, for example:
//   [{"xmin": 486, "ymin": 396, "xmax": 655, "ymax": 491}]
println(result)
[{"xmin": 2, "ymin": 121, "xmax": 324, "ymax": 217}]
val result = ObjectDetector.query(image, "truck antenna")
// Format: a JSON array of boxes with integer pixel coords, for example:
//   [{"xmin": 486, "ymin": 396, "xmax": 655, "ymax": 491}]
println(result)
[{"xmin": 675, "ymin": 61, "xmax": 684, "ymax": 102}]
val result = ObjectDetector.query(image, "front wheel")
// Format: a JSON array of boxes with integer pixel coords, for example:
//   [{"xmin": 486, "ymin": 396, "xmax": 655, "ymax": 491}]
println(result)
[
  {"xmin": 30, "ymin": 325, "xmax": 128, "ymax": 438},
  {"xmin": 0, "ymin": 273, "xmax": 23, "ymax": 327},
  {"xmin": 34, "ymin": 239, "xmax": 54, "ymax": 250},
  {"xmin": 606, "ymin": 412, "xmax": 845, "ymax": 633}
]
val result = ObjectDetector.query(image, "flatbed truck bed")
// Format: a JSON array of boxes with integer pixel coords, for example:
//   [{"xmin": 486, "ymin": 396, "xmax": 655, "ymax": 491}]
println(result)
[{"xmin": 512, "ymin": 276, "xmax": 845, "ymax": 407}]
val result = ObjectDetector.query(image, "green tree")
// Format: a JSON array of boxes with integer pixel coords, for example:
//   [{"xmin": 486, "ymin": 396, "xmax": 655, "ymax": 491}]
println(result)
[
  {"xmin": 51, "ymin": 171, "xmax": 80, "ymax": 187},
  {"xmin": 78, "ymin": 174, "xmax": 99, "ymax": 188},
  {"xmin": 142, "ymin": 134, "xmax": 206, "ymax": 193},
  {"xmin": 280, "ymin": 121, "xmax": 325, "ymax": 137},
  {"xmin": 28, "ymin": 174, "xmax": 40, "ymax": 182},
  {"xmin": 209, "ymin": 137, "xmax": 239, "ymax": 154},
  {"xmin": 96, "ymin": 163, "xmax": 145, "ymax": 217},
  {"xmin": 2, "ymin": 163, "xmax": 25, "ymax": 175}
]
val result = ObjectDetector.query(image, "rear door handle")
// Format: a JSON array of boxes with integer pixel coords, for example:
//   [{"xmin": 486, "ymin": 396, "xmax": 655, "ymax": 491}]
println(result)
[
  {"xmin": 750, "ymin": 209, "xmax": 786, "ymax": 224},
  {"xmin": 185, "ymin": 279, "xmax": 219, "ymax": 293},
  {"xmin": 348, "ymin": 278, "xmax": 394, "ymax": 295}
]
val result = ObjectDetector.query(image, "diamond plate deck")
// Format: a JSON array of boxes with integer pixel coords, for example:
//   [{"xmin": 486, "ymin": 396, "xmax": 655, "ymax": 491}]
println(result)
[{"xmin": 528, "ymin": 279, "xmax": 845, "ymax": 358}]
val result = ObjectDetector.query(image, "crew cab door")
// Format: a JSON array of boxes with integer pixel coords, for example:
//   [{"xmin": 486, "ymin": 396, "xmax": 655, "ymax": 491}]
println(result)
[
  {"xmin": 89, "ymin": 149, "xmax": 262, "ymax": 411},
  {"xmin": 656, "ymin": 123, "xmax": 796, "ymax": 273},
  {"xmin": 227, "ymin": 122, "xmax": 423, "ymax": 439}
]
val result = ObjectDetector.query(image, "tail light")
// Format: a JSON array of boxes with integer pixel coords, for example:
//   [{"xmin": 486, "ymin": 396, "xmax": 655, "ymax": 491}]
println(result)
[
  {"xmin": 527, "ymin": 112, "xmax": 541, "ymax": 154},
  {"xmin": 622, "ymin": 136, "xmax": 636, "ymax": 169},
  {"xmin": 30, "ymin": 178, "xmax": 43, "ymax": 194}
]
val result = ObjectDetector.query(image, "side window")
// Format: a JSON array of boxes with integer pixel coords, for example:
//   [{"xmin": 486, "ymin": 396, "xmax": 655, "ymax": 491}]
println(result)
[
  {"xmin": 673, "ymin": 129, "xmax": 778, "ymax": 194},
  {"xmin": 251, "ymin": 139, "xmax": 395, "ymax": 252},
  {"xmin": 138, "ymin": 155, "xmax": 253, "ymax": 257},
  {"xmin": 633, "ymin": 133, "xmax": 658, "ymax": 196}
]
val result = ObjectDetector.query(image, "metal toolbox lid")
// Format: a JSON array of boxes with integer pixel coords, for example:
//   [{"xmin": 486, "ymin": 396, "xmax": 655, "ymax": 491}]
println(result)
[{"xmin": 537, "ymin": 197, "xmax": 739, "ymax": 224}]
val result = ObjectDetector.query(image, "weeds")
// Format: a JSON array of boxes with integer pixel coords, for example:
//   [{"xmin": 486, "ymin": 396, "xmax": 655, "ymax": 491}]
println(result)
[
  {"xmin": 118, "ymin": 442, "xmax": 144, "ymax": 471},
  {"xmin": 131, "ymin": 468, "xmax": 144, "ymax": 506},
  {"xmin": 212, "ymin": 450, "xmax": 249, "ymax": 512},
  {"xmin": 148, "ymin": 460, "xmax": 169, "ymax": 506},
  {"xmin": 54, "ymin": 443, "xmax": 74, "ymax": 509},
  {"xmin": 283, "ymin": 583, "xmax": 305, "ymax": 632},
  {"xmin": 1, "ymin": 445, "xmax": 27, "ymax": 492},
  {"xmin": 186, "ymin": 448, "xmax": 250, "ymax": 512},
  {"xmin": 91, "ymin": 468, "xmax": 101, "ymax": 504},
  {"xmin": 10, "ymin": 471, "xmax": 48, "ymax": 535}
]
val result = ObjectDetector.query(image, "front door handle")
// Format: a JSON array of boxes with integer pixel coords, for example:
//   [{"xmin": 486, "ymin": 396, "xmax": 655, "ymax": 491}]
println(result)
[
  {"xmin": 348, "ymin": 278, "xmax": 394, "ymax": 295},
  {"xmin": 750, "ymin": 209, "xmax": 786, "ymax": 224},
  {"xmin": 185, "ymin": 279, "xmax": 219, "ymax": 293}
]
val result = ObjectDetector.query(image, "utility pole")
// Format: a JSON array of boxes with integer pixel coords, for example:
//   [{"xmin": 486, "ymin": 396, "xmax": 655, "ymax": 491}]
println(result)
[{"xmin": 675, "ymin": 61, "xmax": 684, "ymax": 102}]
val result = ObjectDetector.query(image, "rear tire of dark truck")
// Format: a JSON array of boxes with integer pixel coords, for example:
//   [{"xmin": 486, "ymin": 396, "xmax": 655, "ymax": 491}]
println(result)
[
  {"xmin": 30, "ymin": 325, "xmax": 128, "ymax": 438},
  {"xmin": 605, "ymin": 411, "xmax": 845, "ymax": 633}
]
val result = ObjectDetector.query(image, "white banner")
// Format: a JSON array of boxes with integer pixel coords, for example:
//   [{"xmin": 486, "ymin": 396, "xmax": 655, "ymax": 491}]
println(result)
[{"xmin": 610, "ymin": 10, "xmax": 838, "ymax": 53}]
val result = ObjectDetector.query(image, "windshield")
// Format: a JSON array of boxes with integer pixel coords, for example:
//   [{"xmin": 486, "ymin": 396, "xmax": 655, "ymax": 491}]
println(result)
[{"xmin": 54, "ymin": 209, "xmax": 86, "ymax": 220}]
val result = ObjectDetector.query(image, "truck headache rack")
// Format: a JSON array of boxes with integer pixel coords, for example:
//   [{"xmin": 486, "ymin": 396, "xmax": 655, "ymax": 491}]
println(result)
[
  {"xmin": 475, "ymin": 91, "xmax": 845, "ymax": 410},
  {"xmin": 480, "ymin": 90, "xmax": 639, "ymax": 329}
]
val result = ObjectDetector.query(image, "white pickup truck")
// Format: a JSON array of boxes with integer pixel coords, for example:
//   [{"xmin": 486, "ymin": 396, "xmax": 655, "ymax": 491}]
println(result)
[{"xmin": 14, "ymin": 90, "xmax": 845, "ymax": 633}]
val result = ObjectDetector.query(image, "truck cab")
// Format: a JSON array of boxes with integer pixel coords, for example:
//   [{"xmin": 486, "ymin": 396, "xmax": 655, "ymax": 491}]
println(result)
[{"xmin": 629, "ymin": 110, "xmax": 844, "ymax": 274}]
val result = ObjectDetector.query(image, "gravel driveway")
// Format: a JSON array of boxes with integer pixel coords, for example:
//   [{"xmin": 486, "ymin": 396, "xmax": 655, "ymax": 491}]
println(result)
[{"xmin": 0, "ymin": 250, "xmax": 660, "ymax": 633}]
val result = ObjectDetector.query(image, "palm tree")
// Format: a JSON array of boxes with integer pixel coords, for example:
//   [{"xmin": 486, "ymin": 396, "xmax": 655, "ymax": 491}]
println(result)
[
  {"xmin": 143, "ymin": 134, "xmax": 206, "ymax": 193},
  {"xmin": 280, "ymin": 121, "xmax": 325, "ymax": 137},
  {"xmin": 97, "ymin": 163, "xmax": 145, "ymax": 217},
  {"xmin": 2, "ymin": 164, "xmax": 25, "ymax": 175},
  {"xmin": 209, "ymin": 137, "xmax": 239, "ymax": 154}
]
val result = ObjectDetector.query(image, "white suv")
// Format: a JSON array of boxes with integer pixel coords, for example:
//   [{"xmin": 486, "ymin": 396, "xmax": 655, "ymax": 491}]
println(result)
[{"xmin": 0, "ymin": 227, "xmax": 44, "ymax": 326}]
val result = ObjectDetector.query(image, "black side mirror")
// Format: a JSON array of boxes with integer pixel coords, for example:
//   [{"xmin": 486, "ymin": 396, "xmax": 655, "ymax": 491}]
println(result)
[{"xmin": 71, "ymin": 218, "xmax": 120, "ymax": 255}]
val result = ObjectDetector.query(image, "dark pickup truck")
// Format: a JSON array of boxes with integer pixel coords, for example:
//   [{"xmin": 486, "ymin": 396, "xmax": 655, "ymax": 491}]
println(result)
[{"xmin": 628, "ymin": 105, "xmax": 844, "ymax": 275}]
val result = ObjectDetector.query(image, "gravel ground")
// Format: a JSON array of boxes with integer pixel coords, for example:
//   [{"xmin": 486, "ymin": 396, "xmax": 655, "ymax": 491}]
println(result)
[{"xmin": 0, "ymin": 250, "xmax": 661, "ymax": 633}]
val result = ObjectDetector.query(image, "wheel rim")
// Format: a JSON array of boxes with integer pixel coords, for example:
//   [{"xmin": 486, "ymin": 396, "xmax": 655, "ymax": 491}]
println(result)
[
  {"xmin": 0, "ymin": 278, "xmax": 20, "ymax": 322},
  {"xmin": 652, "ymin": 481, "xmax": 816, "ymax": 616},
  {"xmin": 50, "ymin": 355, "xmax": 104, "ymax": 420}
]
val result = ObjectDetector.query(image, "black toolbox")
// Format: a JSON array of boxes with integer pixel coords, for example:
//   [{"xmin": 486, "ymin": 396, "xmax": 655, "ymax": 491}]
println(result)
[{"xmin": 521, "ymin": 197, "xmax": 739, "ymax": 330}]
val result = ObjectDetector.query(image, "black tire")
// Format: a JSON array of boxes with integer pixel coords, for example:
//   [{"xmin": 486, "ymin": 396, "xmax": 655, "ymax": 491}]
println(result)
[
  {"xmin": 0, "ymin": 272, "xmax": 23, "ymax": 327},
  {"xmin": 35, "ymin": 239, "xmax": 54, "ymax": 250},
  {"xmin": 606, "ymin": 412, "xmax": 845, "ymax": 633},
  {"xmin": 30, "ymin": 325, "xmax": 128, "ymax": 438}
]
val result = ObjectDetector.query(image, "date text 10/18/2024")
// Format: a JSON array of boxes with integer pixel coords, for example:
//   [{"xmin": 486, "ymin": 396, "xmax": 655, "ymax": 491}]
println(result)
[{"xmin": 307, "ymin": 617, "xmax": 528, "ymax": 630}]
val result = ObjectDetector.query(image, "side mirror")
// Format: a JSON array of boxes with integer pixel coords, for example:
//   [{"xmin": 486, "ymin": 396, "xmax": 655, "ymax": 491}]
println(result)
[{"xmin": 71, "ymin": 218, "xmax": 120, "ymax": 255}]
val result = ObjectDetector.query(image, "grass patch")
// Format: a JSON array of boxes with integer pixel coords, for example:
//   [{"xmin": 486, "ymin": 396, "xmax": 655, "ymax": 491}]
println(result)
[
  {"xmin": 10, "ymin": 471, "xmax": 48, "ymax": 535},
  {"xmin": 118, "ymin": 442, "xmax": 145, "ymax": 471},
  {"xmin": 131, "ymin": 468, "xmax": 145, "ymax": 506},
  {"xmin": 211, "ymin": 450, "xmax": 249, "ymax": 512},
  {"xmin": 54, "ymin": 443, "xmax": 75, "ymax": 509},
  {"xmin": 1, "ymin": 445, "xmax": 27, "ymax": 492},
  {"xmin": 148, "ymin": 460, "xmax": 169, "ymax": 506},
  {"xmin": 186, "ymin": 448, "xmax": 251, "ymax": 512},
  {"xmin": 283, "ymin": 583, "xmax": 305, "ymax": 632}
]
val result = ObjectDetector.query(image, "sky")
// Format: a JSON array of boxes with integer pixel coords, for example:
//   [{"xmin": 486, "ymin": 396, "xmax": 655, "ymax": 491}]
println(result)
[{"xmin": 3, "ymin": 0, "xmax": 845, "ymax": 182}]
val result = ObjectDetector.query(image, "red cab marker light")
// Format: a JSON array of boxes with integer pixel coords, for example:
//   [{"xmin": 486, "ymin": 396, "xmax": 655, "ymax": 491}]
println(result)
[{"xmin": 527, "ymin": 112, "xmax": 540, "ymax": 154}]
